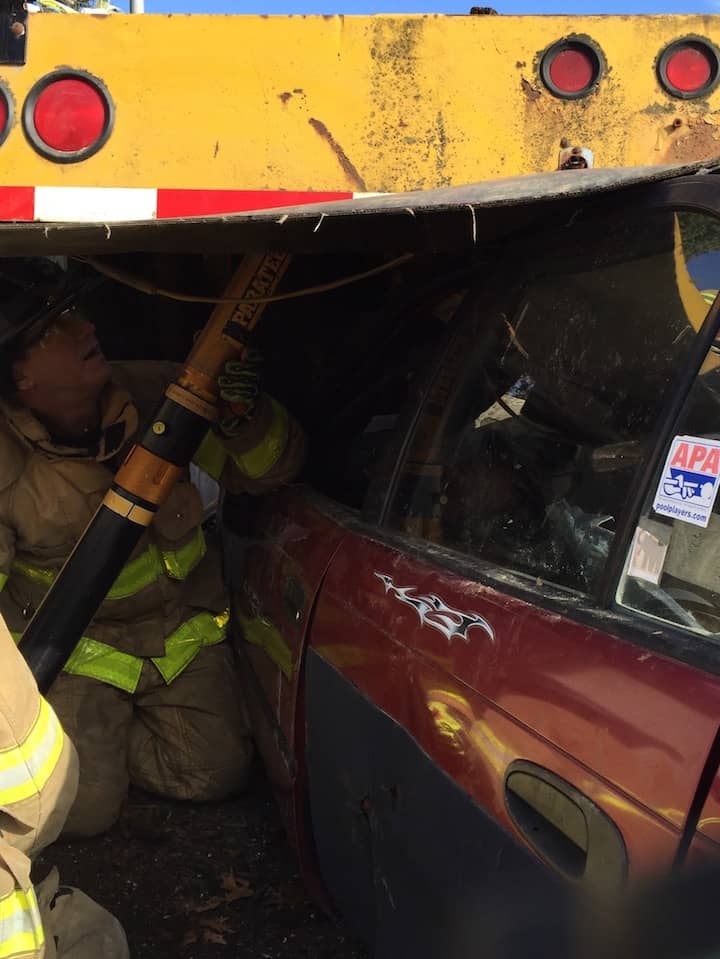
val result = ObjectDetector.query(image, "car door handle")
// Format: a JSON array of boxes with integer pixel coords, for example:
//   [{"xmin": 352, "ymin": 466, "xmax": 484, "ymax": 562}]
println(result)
[{"xmin": 505, "ymin": 761, "xmax": 627, "ymax": 888}]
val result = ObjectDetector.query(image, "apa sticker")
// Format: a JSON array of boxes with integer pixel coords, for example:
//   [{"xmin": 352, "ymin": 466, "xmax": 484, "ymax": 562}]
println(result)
[{"xmin": 652, "ymin": 435, "xmax": 720, "ymax": 528}]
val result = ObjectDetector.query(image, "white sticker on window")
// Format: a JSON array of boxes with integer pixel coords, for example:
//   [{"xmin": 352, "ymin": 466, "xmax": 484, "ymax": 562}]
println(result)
[
  {"xmin": 628, "ymin": 520, "xmax": 671, "ymax": 585},
  {"xmin": 652, "ymin": 435, "xmax": 720, "ymax": 529}
]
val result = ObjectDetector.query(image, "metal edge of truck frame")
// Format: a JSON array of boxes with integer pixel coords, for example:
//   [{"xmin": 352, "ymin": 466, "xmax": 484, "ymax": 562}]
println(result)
[{"xmin": 0, "ymin": 162, "xmax": 714, "ymax": 256}]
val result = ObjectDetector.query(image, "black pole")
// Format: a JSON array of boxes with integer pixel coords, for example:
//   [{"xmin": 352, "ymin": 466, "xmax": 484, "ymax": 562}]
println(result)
[{"xmin": 19, "ymin": 505, "xmax": 146, "ymax": 693}]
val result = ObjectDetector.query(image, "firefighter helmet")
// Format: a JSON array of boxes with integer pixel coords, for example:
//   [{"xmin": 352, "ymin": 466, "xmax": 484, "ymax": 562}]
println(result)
[
  {"xmin": 0, "ymin": 260, "xmax": 76, "ymax": 350},
  {"xmin": 0, "ymin": 259, "xmax": 100, "ymax": 394}
]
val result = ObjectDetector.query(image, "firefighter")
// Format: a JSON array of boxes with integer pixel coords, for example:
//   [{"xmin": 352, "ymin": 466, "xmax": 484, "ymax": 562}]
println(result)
[
  {"xmin": 0, "ymin": 261, "xmax": 305, "ymax": 837},
  {"xmin": 0, "ymin": 612, "xmax": 128, "ymax": 957}
]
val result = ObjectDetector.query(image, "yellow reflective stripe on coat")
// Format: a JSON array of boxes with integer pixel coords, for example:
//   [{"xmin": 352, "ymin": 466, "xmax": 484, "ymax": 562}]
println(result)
[
  {"xmin": 111, "ymin": 528, "xmax": 206, "ymax": 590},
  {"xmin": 0, "ymin": 886, "xmax": 44, "ymax": 959},
  {"xmin": 62, "ymin": 610, "xmax": 229, "ymax": 693},
  {"xmin": 0, "ymin": 699, "xmax": 64, "ymax": 806},
  {"xmin": 236, "ymin": 612, "xmax": 293, "ymax": 678},
  {"xmin": 151, "ymin": 610, "xmax": 228, "ymax": 684},
  {"xmin": 10, "ymin": 559, "xmax": 53, "ymax": 589},
  {"xmin": 702, "ymin": 289, "xmax": 718, "ymax": 306},
  {"xmin": 11, "ymin": 529, "xmax": 206, "ymax": 600},
  {"xmin": 230, "ymin": 399, "xmax": 289, "ymax": 480},
  {"xmin": 161, "ymin": 529, "xmax": 207, "ymax": 580},
  {"xmin": 64, "ymin": 639, "xmax": 144, "ymax": 693},
  {"xmin": 108, "ymin": 545, "xmax": 164, "ymax": 599}
]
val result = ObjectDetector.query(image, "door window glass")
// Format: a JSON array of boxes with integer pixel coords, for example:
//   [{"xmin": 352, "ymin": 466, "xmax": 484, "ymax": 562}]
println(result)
[
  {"xmin": 617, "ymin": 228, "xmax": 720, "ymax": 633},
  {"xmin": 387, "ymin": 209, "xmax": 719, "ymax": 594}
]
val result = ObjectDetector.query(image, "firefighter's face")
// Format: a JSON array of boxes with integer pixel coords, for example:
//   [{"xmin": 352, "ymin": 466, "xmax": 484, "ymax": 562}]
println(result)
[{"xmin": 13, "ymin": 310, "xmax": 110, "ymax": 397}]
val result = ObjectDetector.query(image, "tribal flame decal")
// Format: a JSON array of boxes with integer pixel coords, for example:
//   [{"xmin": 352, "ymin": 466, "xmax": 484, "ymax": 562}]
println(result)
[{"xmin": 374, "ymin": 572, "xmax": 495, "ymax": 644}]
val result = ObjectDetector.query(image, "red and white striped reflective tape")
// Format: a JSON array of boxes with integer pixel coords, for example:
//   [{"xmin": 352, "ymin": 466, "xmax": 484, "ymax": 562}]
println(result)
[{"xmin": 0, "ymin": 186, "xmax": 379, "ymax": 222}]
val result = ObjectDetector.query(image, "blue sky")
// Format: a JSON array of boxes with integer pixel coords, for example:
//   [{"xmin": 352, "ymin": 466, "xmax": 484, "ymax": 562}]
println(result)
[{"xmin": 113, "ymin": 0, "xmax": 720, "ymax": 17}]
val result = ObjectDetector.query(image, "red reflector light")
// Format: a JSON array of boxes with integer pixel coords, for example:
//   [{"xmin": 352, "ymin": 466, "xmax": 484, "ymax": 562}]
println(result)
[
  {"xmin": 548, "ymin": 49, "xmax": 594, "ymax": 94},
  {"xmin": 666, "ymin": 46, "xmax": 711, "ymax": 91},
  {"xmin": 34, "ymin": 79, "xmax": 105, "ymax": 152},
  {"xmin": 23, "ymin": 71, "xmax": 113, "ymax": 163},
  {"xmin": 540, "ymin": 39, "xmax": 603, "ymax": 99},
  {"xmin": 658, "ymin": 38, "xmax": 720, "ymax": 99}
]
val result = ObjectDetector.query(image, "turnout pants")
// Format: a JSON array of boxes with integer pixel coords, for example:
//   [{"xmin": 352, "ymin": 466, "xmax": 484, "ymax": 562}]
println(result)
[
  {"xmin": 36, "ymin": 869, "xmax": 129, "ymax": 959},
  {"xmin": 48, "ymin": 643, "xmax": 253, "ymax": 837}
]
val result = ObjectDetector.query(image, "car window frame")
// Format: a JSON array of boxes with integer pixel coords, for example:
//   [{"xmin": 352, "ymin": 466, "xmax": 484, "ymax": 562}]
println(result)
[{"xmin": 357, "ymin": 174, "xmax": 720, "ymax": 675}]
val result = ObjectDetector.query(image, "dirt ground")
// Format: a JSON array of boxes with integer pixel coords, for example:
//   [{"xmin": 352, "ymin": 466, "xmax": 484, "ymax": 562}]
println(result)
[{"xmin": 34, "ymin": 764, "xmax": 369, "ymax": 959}]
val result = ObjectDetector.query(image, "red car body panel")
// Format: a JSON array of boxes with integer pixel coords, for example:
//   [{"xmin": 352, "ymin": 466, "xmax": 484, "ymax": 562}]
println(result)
[
  {"xmin": 307, "ymin": 510, "xmax": 720, "ymax": 875},
  {"xmin": 238, "ymin": 488, "xmax": 720, "ymax": 882}
]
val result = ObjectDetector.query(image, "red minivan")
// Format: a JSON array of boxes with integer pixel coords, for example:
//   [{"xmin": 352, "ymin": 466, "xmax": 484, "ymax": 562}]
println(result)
[{"xmin": 224, "ymin": 165, "xmax": 720, "ymax": 957}]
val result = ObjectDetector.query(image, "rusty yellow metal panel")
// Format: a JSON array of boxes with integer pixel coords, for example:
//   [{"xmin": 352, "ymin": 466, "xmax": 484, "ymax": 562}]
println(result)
[{"xmin": 2, "ymin": 13, "xmax": 720, "ymax": 191}]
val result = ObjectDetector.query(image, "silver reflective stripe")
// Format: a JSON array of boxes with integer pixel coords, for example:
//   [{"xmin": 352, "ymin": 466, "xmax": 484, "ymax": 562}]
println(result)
[
  {"xmin": 26, "ymin": 709, "xmax": 60, "ymax": 780},
  {"xmin": 0, "ymin": 885, "xmax": 44, "ymax": 958},
  {"xmin": 0, "ymin": 701, "xmax": 63, "ymax": 805}
]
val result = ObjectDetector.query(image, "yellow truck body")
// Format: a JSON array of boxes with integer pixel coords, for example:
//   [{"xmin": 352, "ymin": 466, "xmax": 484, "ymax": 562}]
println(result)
[{"xmin": 1, "ymin": 12, "xmax": 720, "ymax": 221}]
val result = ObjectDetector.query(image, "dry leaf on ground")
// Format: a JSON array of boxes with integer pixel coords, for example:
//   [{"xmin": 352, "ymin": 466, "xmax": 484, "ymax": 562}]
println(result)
[
  {"xmin": 185, "ymin": 872, "xmax": 254, "ymax": 914},
  {"xmin": 220, "ymin": 871, "xmax": 254, "ymax": 901},
  {"xmin": 183, "ymin": 915, "xmax": 235, "ymax": 946}
]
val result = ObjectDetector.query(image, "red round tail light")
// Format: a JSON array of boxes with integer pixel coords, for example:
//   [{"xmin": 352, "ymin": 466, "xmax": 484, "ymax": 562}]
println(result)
[
  {"xmin": 658, "ymin": 38, "xmax": 720, "ymax": 99},
  {"xmin": 23, "ymin": 71, "xmax": 113, "ymax": 163},
  {"xmin": 540, "ymin": 39, "xmax": 603, "ymax": 99}
]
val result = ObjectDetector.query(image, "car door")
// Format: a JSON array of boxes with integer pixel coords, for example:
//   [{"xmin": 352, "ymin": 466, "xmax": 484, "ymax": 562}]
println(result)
[{"xmin": 302, "ymin": 182, "xmax": 720, "ymax": 958}]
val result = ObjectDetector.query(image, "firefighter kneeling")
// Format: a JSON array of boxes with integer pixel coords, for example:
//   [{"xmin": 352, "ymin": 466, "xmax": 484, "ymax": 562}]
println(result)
[{"xmin": 0, "ymin": 261, "xmax": 305, "ymax": 837}]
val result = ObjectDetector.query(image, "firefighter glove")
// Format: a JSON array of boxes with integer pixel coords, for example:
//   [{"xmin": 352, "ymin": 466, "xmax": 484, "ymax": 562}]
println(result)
[{"xmin": 216, "ymin": 349, "xmax": 262, "ymax": 437}]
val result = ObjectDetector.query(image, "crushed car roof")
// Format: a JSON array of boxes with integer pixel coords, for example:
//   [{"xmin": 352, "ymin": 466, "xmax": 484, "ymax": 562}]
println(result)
[{"xmin": 2, "ymin": 158, "xmax": 719, "ymax": 256}]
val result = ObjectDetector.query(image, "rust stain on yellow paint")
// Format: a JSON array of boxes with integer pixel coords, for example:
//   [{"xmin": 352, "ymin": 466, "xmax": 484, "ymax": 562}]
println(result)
[
  {"xmin": 308, "ymin": 118, "xmax": 367, "ymax": 192},
  {"xmin": 662, "ymin": 116, "xmax": 720, "ymax": 164}
]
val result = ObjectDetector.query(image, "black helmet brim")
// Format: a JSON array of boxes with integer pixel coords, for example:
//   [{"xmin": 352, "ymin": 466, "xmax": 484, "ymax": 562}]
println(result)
[{"xmin": 0, "ymin": 269, "xmax": 103, "ymax": 355}]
